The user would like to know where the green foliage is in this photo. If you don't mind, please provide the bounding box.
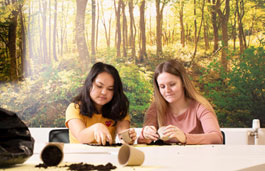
[115,63,153,127]
[0,56,154,127]
[200,45,265,127]
[0,60,85,127]
[1,0,264,128]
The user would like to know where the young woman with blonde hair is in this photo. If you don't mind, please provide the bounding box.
[138,59,223,144]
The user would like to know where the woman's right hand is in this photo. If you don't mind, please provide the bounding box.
[142,126,159,141]
[91,123,112,145]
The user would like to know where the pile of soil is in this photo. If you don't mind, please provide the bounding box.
[35,162,117,170]
[67,162,116,171]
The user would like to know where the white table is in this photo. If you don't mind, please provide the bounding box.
[3,143,265,171]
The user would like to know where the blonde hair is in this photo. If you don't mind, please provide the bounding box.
[153,60,216,127]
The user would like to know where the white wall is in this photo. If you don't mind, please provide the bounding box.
[29,127,265,145]
[29,128,53,143]
[221,128,265,145]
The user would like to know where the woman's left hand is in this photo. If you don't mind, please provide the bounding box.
[127,128,137,145]
[163,125,186,144]
[119,128,137,145]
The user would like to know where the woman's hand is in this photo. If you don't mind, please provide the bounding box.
[116,120,136,144]
[91,123,113,145]
[128,128,137,144]
[143,126,159,141]
[119,128,137,145]
[163,125,186,143]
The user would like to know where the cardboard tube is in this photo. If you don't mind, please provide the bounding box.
[119,129,132,144]
[118,144,145,166]
[40,143,64,166]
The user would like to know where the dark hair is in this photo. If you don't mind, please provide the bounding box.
[73,62,129,121]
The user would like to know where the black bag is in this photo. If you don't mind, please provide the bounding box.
[0,108,35,167]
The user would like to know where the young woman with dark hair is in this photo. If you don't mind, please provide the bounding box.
[138,59,223,145]
[65,62,136,145]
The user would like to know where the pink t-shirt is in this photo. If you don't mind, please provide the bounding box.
[139,100,223,144]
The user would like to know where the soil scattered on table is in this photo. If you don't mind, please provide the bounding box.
[35,162,117,170]
[66,162,116,171]
[148,139,172,145]
[147,139,185,146]
[35,163,49,169]
[87,142,122,146]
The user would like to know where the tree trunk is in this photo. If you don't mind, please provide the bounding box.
[114,0,122,57]
[91,0,96,63]
[192,0,205,62]
[8,11,19,81]
[76,0,89,69]
[179,0,185,47]
[232,2,237,51]
[185,23,190,42]
[209,0,219,52]
[121,0,127,57]
[41,0,49,64]
[193,0,197,46]
[19,4,26,80]
[139,0,146,63]
[155,0,163,56]
[53,0,58,61]
[217,0,230,72]
[128,0,136,58]
[236,0,246,54]
[203,19,209,50]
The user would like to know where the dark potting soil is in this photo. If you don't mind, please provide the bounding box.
[148,139,172,145]
[148,139,185,146]
[41,145,63,166]
[87,140,175,146]
[87,142,122,147]
[35,162,117,170]
[35,163,48,169]
[66,162,117,171]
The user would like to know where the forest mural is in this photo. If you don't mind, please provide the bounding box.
[0,0,264,128]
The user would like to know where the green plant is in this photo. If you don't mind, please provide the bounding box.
[200,45,265,127]
[116,63,153,127]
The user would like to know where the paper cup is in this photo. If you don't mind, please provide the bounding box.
[158,126,169,141]
[120,129,132,144]
[40,143,64,166]
[118,144,145,166]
